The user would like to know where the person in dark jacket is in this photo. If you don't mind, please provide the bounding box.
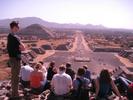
[7,21,25,98]
[73,68,90,100]
[47,61,57,81]
[65,63,75,80]
[83,65,91,80]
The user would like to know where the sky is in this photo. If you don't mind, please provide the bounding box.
[0,0,133,29]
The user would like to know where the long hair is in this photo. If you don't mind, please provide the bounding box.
[99,69,111,84]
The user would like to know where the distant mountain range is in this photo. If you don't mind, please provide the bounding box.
[0,17,105,29]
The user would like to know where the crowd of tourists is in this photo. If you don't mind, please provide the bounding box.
[19,61,133,100]
[7,21,133,100]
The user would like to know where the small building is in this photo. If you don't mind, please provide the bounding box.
[92,46,122,52]
[119,50,133,58]
[41,44,53,50]
[128,54,133,63]
[21,50,37,63]
[31,47,45,54]
[55,44,69,51]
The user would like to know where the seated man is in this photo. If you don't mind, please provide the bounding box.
[51,65,72,96]
[73,68,90,100]
[20,63,33,88]
[66,63,75,80]
[83,65,91,80]
[47,61,57,81]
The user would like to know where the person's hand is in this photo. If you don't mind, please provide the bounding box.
[119,96,128,100]
[119,97,122,100]
[19,43,25,51]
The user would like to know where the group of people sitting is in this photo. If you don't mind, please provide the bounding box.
[20,61,133,100]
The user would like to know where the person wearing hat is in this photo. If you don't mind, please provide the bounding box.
[83,65,91,80]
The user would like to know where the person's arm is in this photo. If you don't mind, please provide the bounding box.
[51,76,55,91]
[19,42,25,51]
[15,35,26,51]
[94,78,100,98]
[68,77,73,90]
[72,71,75,80]
[29,72,33,82]
[111,80,122,99]
[19,68,22,79]
[40,72,44,81]
[86,78,91,89]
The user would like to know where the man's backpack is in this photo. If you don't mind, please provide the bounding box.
[75,78,89,100]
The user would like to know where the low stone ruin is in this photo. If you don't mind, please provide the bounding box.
[119,50,133,58]
[41,45,53,50]
[55,44,69,51]
[91,46,122,52]
[21,50,37,64]
[128,54,133,63]
[74,57,91,62]
[31,47,45,54]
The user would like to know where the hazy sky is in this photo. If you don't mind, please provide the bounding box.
[0,0,133,29]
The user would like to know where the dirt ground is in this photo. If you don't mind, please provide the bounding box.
[0,54,11,80]
[0,38,73,80]
[115,54,133,68]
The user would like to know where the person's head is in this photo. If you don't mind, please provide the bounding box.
[99,69,111,84]
[59,65,66,72]
[34,63,42,71]
[39,61,44,65]
[23,63,27,66]
[10,21,19,33]
[83,65,88,70]
[21,61,27,66]
[49,61,55,68]
[66,63,71,69]
[77,68,85,76]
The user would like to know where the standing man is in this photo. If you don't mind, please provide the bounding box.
[7,21,25,98]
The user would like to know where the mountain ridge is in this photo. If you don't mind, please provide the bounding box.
[0,17,106,29]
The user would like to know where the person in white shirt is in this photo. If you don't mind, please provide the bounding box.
[39,61,47,79]
[51,65,72,95]
[20,63,33,88]
[38,61,50,90]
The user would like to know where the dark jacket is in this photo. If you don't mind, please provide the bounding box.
[7,33,21,59]
[66,68,75,80]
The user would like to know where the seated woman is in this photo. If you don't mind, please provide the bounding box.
[30,63,45,94]
[95,69,122,100]
[38,62,50,90]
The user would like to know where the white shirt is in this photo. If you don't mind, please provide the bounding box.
[20,65,34,81]
[41,66,47,78]
[51,71,72,95]
[41,66,47,85]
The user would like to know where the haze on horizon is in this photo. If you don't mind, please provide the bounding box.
[0,0,133,29]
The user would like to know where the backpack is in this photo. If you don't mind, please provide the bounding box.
[75,78,89,100]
